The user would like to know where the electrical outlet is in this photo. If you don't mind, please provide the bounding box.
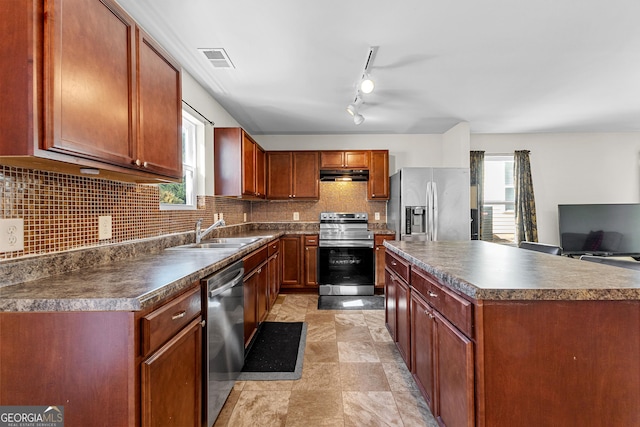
[219,212,224,221]
[98,216,112,240]
[243,213,247,222]
[0,218,24,252]
[293,212,300,221]
[213,213,219,222]
[375,212,380,220]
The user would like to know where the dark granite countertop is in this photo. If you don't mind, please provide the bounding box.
[384,240,640,301]
[0,231,282,312]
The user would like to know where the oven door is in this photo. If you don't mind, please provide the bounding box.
[318,242,375,296]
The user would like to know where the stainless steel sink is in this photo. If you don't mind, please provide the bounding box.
[167,236,269,251]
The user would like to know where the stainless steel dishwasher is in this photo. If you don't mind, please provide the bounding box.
[202,260,245,427]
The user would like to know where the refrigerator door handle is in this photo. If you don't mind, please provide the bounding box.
[426,181,433,241]
[432,181,438,241]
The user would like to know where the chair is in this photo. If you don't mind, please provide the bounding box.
[580,255,640,271]
[518,241,562,255]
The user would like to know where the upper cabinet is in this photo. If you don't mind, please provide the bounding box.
[214,127,266,199]
[368,150,389,200]
[0,0,182,182]
[320,151,369,169]
[266,151,319,200]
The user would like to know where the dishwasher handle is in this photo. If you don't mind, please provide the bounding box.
[208,268,244,298]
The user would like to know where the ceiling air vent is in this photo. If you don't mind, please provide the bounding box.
[199,48,235,69]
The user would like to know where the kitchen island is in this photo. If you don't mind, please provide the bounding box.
[384,240,640,427]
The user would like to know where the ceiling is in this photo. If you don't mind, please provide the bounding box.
[116,0,640,136]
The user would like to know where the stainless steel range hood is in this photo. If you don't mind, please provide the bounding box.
[319,169,369,182]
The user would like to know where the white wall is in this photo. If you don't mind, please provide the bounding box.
[182,71,240,196]
[472,132,640,245]
[255,134,444,174]
[442,122,471,168]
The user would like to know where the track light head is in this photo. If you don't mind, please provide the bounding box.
[360,73,375,94]
[353,113,365,125]
[346,96,363,116]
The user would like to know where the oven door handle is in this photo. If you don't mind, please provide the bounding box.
[319,241,374,248]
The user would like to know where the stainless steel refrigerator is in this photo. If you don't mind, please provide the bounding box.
[388,168,470,241]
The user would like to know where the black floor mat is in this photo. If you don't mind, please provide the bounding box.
[239,322,306,380]
[318,295,385,310]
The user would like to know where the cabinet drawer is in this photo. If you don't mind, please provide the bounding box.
[267,239,280,256]
[142,286,201,356]
[411,268,473,338]
[304,234,319,246]
[244,245,268,272]
[386,250,410,283]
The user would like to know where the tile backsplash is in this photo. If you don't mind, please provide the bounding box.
[0,165,387,260]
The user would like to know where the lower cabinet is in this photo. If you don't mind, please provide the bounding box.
[386,252,475,427]
[141,318,203,427]
[0,283,203,427]
[243,246,269,346]
[375,234,395,289]
[280,234,319,291]
[267,239,281,308]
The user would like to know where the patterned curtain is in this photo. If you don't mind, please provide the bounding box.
[514,150,538,243]
[469,151,484,240]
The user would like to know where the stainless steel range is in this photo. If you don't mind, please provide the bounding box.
[318,212,375,296]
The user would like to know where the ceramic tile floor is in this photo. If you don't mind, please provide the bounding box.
[213,294,439,427]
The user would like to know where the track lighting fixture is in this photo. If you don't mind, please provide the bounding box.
[345,46,378,125]
[360,72,375,94]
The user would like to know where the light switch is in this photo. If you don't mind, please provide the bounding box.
[0,218,24,252]
[375,212,380,220]
[98,216,112,240]
[293,212,300,221]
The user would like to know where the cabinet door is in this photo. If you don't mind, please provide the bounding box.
[256,144,266,198]
[434,311,475,427]
[136,27,182,178]
[368,150,389,200]
[256,263,269,323]
[292,151,319,199]
[384,267,397,340]
[243,272,259,346]
[395,276,411,367]
[242,132,256,196]
[141,318,202,427]
[266,151,292,199]
[280,235,302,287]
[375,235,394,288]
[344,151,369,168]
[411,293,436,411]
[268,252,280,308]
[304,245,318,287]
[45,0,137,167]
[320,151,344,168]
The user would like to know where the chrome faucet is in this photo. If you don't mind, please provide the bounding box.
[195,218,226,244]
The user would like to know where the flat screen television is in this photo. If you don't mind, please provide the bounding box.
[558,203,640,256]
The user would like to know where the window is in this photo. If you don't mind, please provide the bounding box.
[159,111,202,210]
[483,155,515,243]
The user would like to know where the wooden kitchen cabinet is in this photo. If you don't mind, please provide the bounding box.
[243,246,269,346]
[266,151,319,200]
[410,292,436,410]
[320,151,369,169]
[385,250,412,366]
[368,150,390,200]
[375,234,395,289]
[0,0,183,182]
[267,239,281,308]
[214,128,266,199]
[0,284,203,427]
[304,234,319,288]
[140,285,203,427]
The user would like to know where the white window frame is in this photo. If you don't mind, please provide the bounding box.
[159,110,204,210]
[483,154,516,242]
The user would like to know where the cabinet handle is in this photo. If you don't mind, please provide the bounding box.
[143,161,148,168]
[172,310,186,320]
[257,268,262,274]
[135,159,141,166]
[428,291,438,298]
[391,261,397,266]
[200,320,206,327]
[426,311,435,319]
